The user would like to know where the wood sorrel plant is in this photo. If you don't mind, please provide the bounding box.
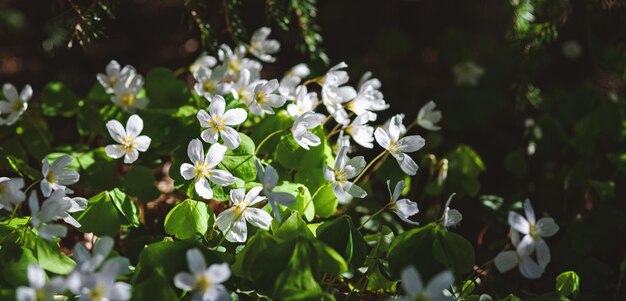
[0,27,575,301]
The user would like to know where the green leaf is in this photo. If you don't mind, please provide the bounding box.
[250,110,293,154]
[35,236,75,274]
[295,168,337,218]
[131,267,179,301]
[387,223,444,281]
[108,189,141,227]
[75,191,122,237]
[80,148,120,191]
[274,126,330,171]
[5,155,41,181]
[316,215,367,267]
[273,211,314,241]
[432,228,475,277]
[145,68,192,109]
[0,244,37,286]
[164,199,213,240]
[365,226,396,291]
[220,133,257,182]
[272,181,314,221]
[41,82,80,117]
[555,271,580,297]
[121,166,160,203]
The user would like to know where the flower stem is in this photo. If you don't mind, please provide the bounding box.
[254,128,287,154]
[354,150,388,184]
[303,182,331,214]
[357,202,392,230]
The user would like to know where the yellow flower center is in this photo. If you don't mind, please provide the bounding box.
[46,171,56,183]
[529,223,540,241]
[345,100,356,111]
[194,274,212,292]
[11,99,24,112]
[255,91,268,105]
[88,284,107,301]
[388,140,400,154]
[232,200,250,216]
[209,117,225,132]
[194,162,211,178]
[34,289,47,301]
[202,80,216,93]
[238,88,251,102]
[228,59,241,73]
[414,294,431,301]
[120,136,136,152]
[108,76,118,88]
[120,92,136,107]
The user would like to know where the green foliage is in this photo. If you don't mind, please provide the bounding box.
[164,199,214,240]
[555,271,580,298]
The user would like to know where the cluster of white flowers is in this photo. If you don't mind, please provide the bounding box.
[494,199,559,279]
[16,237,132,301]
[98,60,148,112]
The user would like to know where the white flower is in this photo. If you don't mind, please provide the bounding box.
[323,62,349,87]
[441,193,462,228]
[0,177,26,211]
[344,76,388,120]
[324,146,367,204]
[452,61,485,87]
[396,266,454,301]
[97,60,136,94]
[16,264,65,301]
[387,180,419,225]
[105,114,151,164]
[279,64,310,99]
[215,187,273,242]
[374,114,425,176]
[74,259,131,301]
[494,230,545,279]
[28,191,70,240]
[507,199,559,267]
[256,161,296,222]
[72,236,115,274]
[179,139,237,199]
[190,54,218,75]
[230,69,256,104]
[110,74,148,112]
[0,83,32,126]
[292,111,325,150]
[218,44,261,80]
[335,130,352,153]
[248,27,280,63]
[562,40,582,60]
[343,114,374,149]
[174,248,231,301]
[287,85,318,117]
[417,101,442,131]
[193,66,229,99]
[41,155,79,197]
[321,84,355,126]
[197,95,248,149]
[248,79,286,116]
[382,114,406,137]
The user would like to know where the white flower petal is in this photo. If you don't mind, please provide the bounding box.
[56,170,79,185]
[123,149,139,164]
[208,169,236,187]
[105,145,125,159]
[494,250,518,273]
[523,199,536,225]
[27,264,46,288]
[180,163,196,180]
[400,266,423,297]
[425,270,454,298]
[205,143,227,168]
[222,108,247,125]
[374,127,391,149]
[536,217,559,238]
[195,178,213,199]
[209,95,226,118]
[186,248,207,275]
[396,153,419,176]
[518,256,544,279]
[536,239,551,268]
[397,135,426,153]
[174,272,195,291]
[516,234,535,256]
[220,126,241,149]
[106,120,126,144]
[187,139,205,164]
[3,83,18,101]
[134,135,151,152]
[508,212,530,234]
[206,263,231,284]
[244,208,272,230]
[108,282,131,301]
[125,115,144,139]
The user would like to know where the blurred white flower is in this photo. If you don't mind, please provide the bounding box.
[292,111,325,150]
[197,95,248,149]
[375,114,425,176]
[387,180,419,225]
[494,230,545,279]
[287,85,318,117]
[28,191,70,240]
[216,187,273,242]
[193,66,229,99]
[279,64,310,99]
[256,161,296,222]
[180,139,237,199]
[452,61,485,87]
[508,199,559,268]
[230,69,256,104]
[74,259,131,301]
[41,155,79,197]
[16,264,65,301]
[343,114,375,149]
[562,40,582,60]
[218,44,261,80]
[97,60,136,94]
[417,101,442,131]
[0,83,32,126]
[110,74,148,112]
[105,114,151,164]
[397,266,454,301]
[174,248,231,301]
[0,177,26,211]
[190,54,218,75]
[324,146,367,204]
[248,27,280,63]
